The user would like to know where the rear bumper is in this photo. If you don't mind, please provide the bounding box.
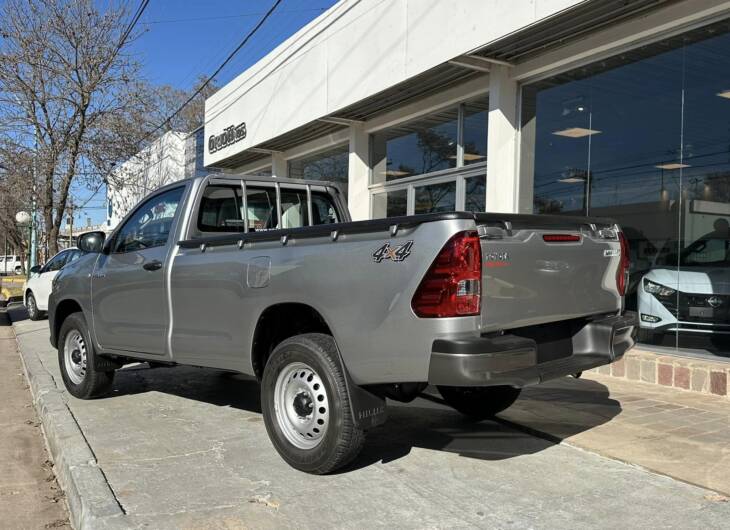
[428,312,637,387]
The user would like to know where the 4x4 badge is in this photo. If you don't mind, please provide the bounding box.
[372,241,413,263]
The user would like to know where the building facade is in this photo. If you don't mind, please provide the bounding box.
[106,131,188,229]
[204,0,730,359]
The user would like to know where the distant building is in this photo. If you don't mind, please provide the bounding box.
[106,130,201,229]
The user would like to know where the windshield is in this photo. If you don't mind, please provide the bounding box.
[657,237,730,267]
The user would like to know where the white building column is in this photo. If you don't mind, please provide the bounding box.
[486,65,531,213]
[271,152,287,178]
[347,123,370,221]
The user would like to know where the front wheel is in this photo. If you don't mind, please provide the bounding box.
[58,312,115,399]
[26,291,44,321]
[437,385,522,420]
[261,333,364,474]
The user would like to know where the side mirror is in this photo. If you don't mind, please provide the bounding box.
[78,231,106,253]
[29,265,42,275]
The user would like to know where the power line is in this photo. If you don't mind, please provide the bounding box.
[140,0,283,144]
[143,7,326,25]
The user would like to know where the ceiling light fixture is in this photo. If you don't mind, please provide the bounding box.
[558,177,587,184]
[552,127,602,138]
[716,90,730,99]
[655,163,690,170]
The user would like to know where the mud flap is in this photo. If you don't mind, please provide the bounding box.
[336,353,387,430]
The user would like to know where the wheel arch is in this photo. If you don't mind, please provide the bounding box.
[51,298,84,349]
[251,302,333,381]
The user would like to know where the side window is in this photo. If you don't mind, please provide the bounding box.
[67,250,83,264]
[197,185,245,232]
[114,187,184,253]
[245,187,277,231]
[311,192,339,225]
[44,251,69,272]
[278,190,308,229]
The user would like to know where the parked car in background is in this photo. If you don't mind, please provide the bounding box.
[638,226,730,342]
[24,247,83,320]
[0,255,24,275]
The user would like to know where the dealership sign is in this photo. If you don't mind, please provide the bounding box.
[208,123,247,154]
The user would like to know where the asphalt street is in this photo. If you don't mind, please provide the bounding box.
[10,309,730,529]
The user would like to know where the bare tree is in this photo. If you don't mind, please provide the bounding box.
[0,0,144,254]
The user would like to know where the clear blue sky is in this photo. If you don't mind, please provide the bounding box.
[77,0,338,226]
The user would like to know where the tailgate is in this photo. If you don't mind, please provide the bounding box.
[475,214,622,333]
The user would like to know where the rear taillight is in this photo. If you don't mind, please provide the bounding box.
[412,230,481,318]
[617,231,630,296]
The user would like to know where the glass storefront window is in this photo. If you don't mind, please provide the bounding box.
[372,189,407,218]
[521,20,730,359]
[465,175,486,212]
[415,181,456,214]
[288,145,349,194]
[371,108,458,184]
[462,101,488,166]
[370,96,488,217]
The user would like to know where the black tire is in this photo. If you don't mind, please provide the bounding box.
[58,312,115,399]
[14,266,22,275]
[261,333,364,474]
[25,291,45,321]
[437,385,522,420]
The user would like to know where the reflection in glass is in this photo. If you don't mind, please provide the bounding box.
[372,189,407,218]
[415,182,456,214]
[289,145,349,194]
[465,175,486,212]
[371,108,458,183]
[463,101,489,166]
[521,20,730,358]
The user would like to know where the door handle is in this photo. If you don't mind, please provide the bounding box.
[142,260,163,272]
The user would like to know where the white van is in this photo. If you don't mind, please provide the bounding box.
[0,255,24,275]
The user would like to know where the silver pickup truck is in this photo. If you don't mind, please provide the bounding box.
[49,174,636,474]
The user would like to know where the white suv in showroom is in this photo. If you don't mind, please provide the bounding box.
[638,226,730,342]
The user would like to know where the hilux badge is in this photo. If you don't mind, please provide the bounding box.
[372,241,413,263]
[604,249,620,257]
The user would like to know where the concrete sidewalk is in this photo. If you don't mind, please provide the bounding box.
[10,308,730,529]
[0,309,69,528]
[503,372,730,496]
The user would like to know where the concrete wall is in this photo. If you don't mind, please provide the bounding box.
[204,0,582,167]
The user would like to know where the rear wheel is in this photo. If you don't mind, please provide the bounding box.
[261,333,364,474]
[58,312,115,399]
[437,385,521,420]
[26,291,44,321]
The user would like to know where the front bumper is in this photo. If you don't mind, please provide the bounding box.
[428,312,637,387]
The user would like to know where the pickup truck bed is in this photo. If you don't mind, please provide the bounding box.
[49,174,636,474]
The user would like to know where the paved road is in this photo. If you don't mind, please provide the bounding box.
[11,310,730,529]
[0,309,69,528]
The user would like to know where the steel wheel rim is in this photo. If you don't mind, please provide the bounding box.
[64,329,87,385]
[274,361,329,450]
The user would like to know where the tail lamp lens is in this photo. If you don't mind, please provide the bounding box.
[412,231,482,318]
[617,231,630,296]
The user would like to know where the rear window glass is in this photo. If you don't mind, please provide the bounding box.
[199,183,340,232]
[197,185,245,232]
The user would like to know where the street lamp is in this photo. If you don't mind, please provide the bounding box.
[15,210,32,278]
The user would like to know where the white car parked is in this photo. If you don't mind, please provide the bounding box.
[0,255,24,275]
[638,232,730,341]
[24,247,83,320]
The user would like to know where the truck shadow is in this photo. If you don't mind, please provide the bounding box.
[346,378,620,471]
[109,364,620,471]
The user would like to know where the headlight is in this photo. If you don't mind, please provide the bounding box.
[643,278,676,297]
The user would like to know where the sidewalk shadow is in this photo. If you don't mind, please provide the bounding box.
[108,363,620,471]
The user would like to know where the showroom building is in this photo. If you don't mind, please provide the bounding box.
[204,0,730,359]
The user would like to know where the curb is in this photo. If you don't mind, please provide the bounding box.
[8,308,126,530]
